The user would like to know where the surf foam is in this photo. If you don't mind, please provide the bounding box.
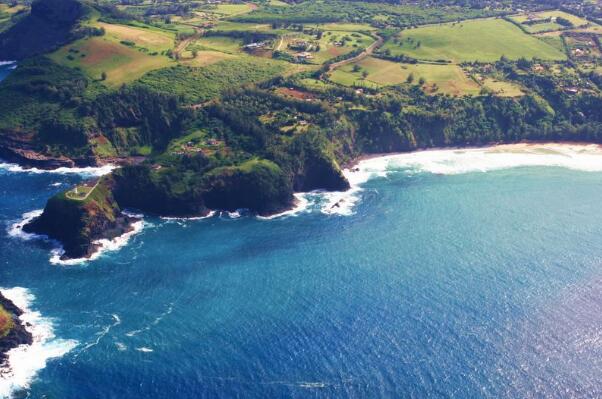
[8,210,145,266]
[302,143,602,217]
[0,162,115,177]
[0,287,78,398]
[49,219,145,266]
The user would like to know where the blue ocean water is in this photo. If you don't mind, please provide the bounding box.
[1,156,602,398]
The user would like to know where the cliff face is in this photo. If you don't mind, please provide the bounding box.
[23,178,133,259]
[203,159,294,216]
[0,293,33,365]
[112,165,208,217]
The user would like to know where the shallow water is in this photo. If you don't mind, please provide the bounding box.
[2,147,602,398]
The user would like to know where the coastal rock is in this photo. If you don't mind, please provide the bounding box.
[23,177,135,259]
[0,293,33,366]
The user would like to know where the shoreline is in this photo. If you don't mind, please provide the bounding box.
[0,288,77,398]
[8,210,145,265]
[8,140,602,261]
[343,140,602,169]
[0,292,33,366]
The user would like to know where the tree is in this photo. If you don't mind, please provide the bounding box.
[362,71,369,79]
[101,71,107,81]
[406,73,414,83]
[191,49,198,58]
[418,77,426,85]
[352,64,362,73]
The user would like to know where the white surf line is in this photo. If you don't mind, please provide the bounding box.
[7,210,145,266]
[0,161,116,176]
[0,287,78,398]
[291,143,602,217]
[125,303,175,338]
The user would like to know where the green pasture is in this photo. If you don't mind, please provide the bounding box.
[381,18,566,63]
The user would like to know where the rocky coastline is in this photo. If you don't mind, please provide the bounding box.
[0,292,33,366]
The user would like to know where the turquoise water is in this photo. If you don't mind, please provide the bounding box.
[1,157,602,398]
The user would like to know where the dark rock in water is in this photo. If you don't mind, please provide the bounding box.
[0,293,33,366]
[23,177,137,260]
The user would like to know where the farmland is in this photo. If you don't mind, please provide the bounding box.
[510,10,591,33]
[329,56,481,95]
[380,18,567,63]
[49,36,172,86]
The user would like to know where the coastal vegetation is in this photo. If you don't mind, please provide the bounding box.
[0,0,600,258]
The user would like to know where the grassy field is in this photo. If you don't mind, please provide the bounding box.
[534,34,566,52]
[181,50,235,67]
[330,57,481,95]
[308,23,377,32]
[381,18,566,63]
[49,37,172,86]
[280,30,373,64]
[213,21,273,32]
[510,10,590,33]
[481,78,524,97]
[190,36,245,54]
[137,57,286,104]
[98,22,174,53]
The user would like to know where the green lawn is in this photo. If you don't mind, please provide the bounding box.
[381,18,566,63]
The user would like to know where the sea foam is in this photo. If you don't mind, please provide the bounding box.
[0,162,115,177]
[49,219,145,266]
[299,143,602,217]
[0,287,78,398]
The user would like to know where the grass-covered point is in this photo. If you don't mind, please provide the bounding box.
[23,177,132,259]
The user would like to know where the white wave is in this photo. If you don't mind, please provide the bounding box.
[135,347,153,353]
[7,210,44,241]
[50,219,145,266]
[294,143,602,217]
[352,143,602,177]
[0,287,78,398]
[0,61,16,66]
[257,193,310,220]
[74,314,121,357]
[115,342,127,351]
[220,210,244,219]
[125,303,173,337]
[0,162,115,177]
[160,210,216,222]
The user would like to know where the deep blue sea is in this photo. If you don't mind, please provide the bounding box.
[1,65,602,398]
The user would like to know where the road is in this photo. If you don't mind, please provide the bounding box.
[327,34,384,72]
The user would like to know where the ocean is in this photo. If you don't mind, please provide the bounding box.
[1,143,602,398]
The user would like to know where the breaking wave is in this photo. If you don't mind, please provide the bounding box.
[0,287,78,398]
[7,211,145,266]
